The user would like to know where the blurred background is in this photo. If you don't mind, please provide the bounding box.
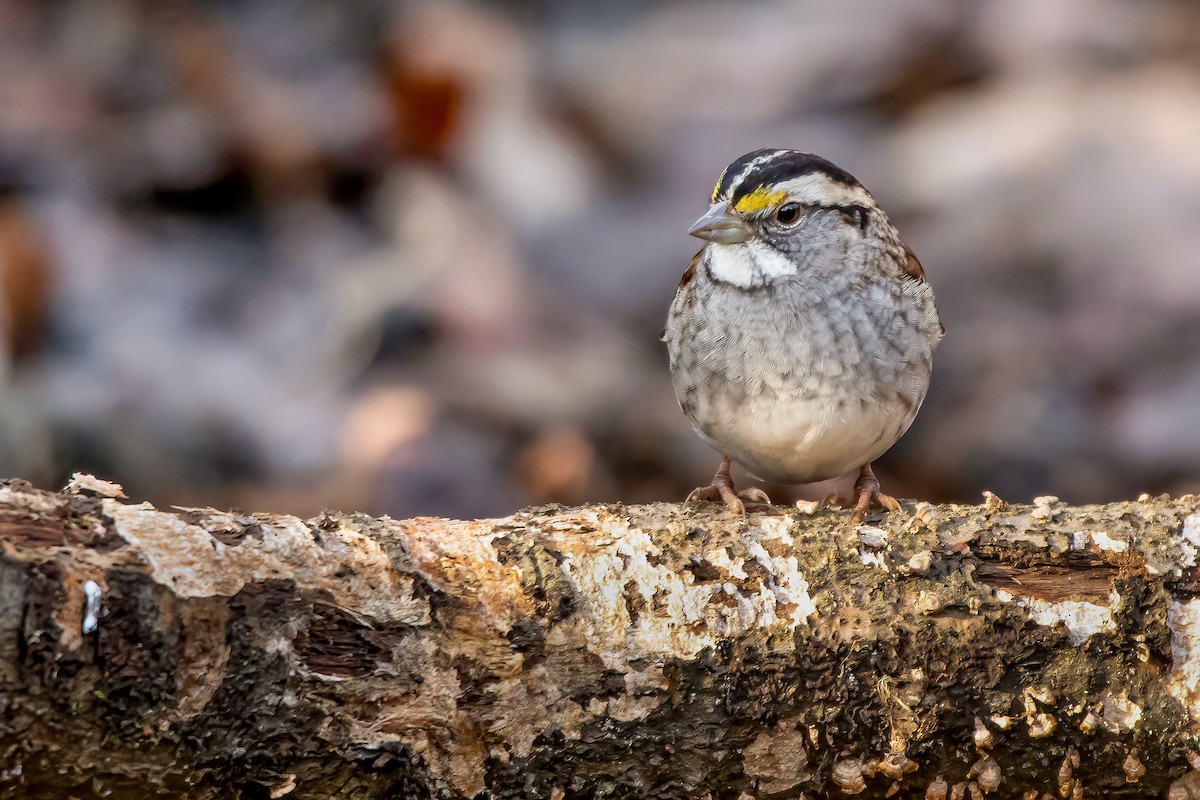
[0,0,1198,520]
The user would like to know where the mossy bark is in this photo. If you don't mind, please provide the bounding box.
[1,477,1199,799]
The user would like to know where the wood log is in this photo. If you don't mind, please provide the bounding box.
[1,475,1199,799]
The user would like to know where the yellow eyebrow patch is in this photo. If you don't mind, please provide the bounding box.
[733,187,787,214]
[711,168,729,203]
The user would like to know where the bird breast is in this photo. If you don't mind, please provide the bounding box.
[666,262,936,484]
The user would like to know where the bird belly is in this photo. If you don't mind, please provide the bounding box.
[693,389,917,485]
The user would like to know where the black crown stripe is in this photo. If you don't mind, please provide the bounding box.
[717,150,863,205]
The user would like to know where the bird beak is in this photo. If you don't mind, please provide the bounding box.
[688,201,750,244]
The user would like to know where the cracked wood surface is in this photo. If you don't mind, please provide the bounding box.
[1,477,1200,799]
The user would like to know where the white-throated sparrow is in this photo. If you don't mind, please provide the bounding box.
[663,149,943,522]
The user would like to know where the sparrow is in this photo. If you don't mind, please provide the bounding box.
[662,149,942,522]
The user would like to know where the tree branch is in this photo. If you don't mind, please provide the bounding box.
[1,476,1199,798]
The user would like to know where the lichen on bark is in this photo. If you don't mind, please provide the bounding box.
[0,477,1198,798]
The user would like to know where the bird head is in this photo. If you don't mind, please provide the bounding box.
[690,149,881,287]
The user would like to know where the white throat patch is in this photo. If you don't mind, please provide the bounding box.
[706,241,797,288]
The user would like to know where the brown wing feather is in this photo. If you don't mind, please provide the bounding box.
[679,248,704,288]
[901,243,926,282]
[901,242,946,335]
[661,249,705,343]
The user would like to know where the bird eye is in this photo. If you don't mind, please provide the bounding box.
[775,203,801,225]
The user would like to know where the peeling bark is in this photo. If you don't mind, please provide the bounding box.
[1,477,1199,799]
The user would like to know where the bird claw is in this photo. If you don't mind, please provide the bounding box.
[822,464,902,524]
[687,482,744,516]
[687,483,770,517]
[738,487,772,505]
[848,489,901,525]
[686,457,771,517]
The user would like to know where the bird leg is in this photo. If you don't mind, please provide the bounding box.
[823,462,902,524]
[687,455,771,516]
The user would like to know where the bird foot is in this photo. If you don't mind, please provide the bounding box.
[822,464,902,524]
[687,457,770,516]
[687,482,771,517]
